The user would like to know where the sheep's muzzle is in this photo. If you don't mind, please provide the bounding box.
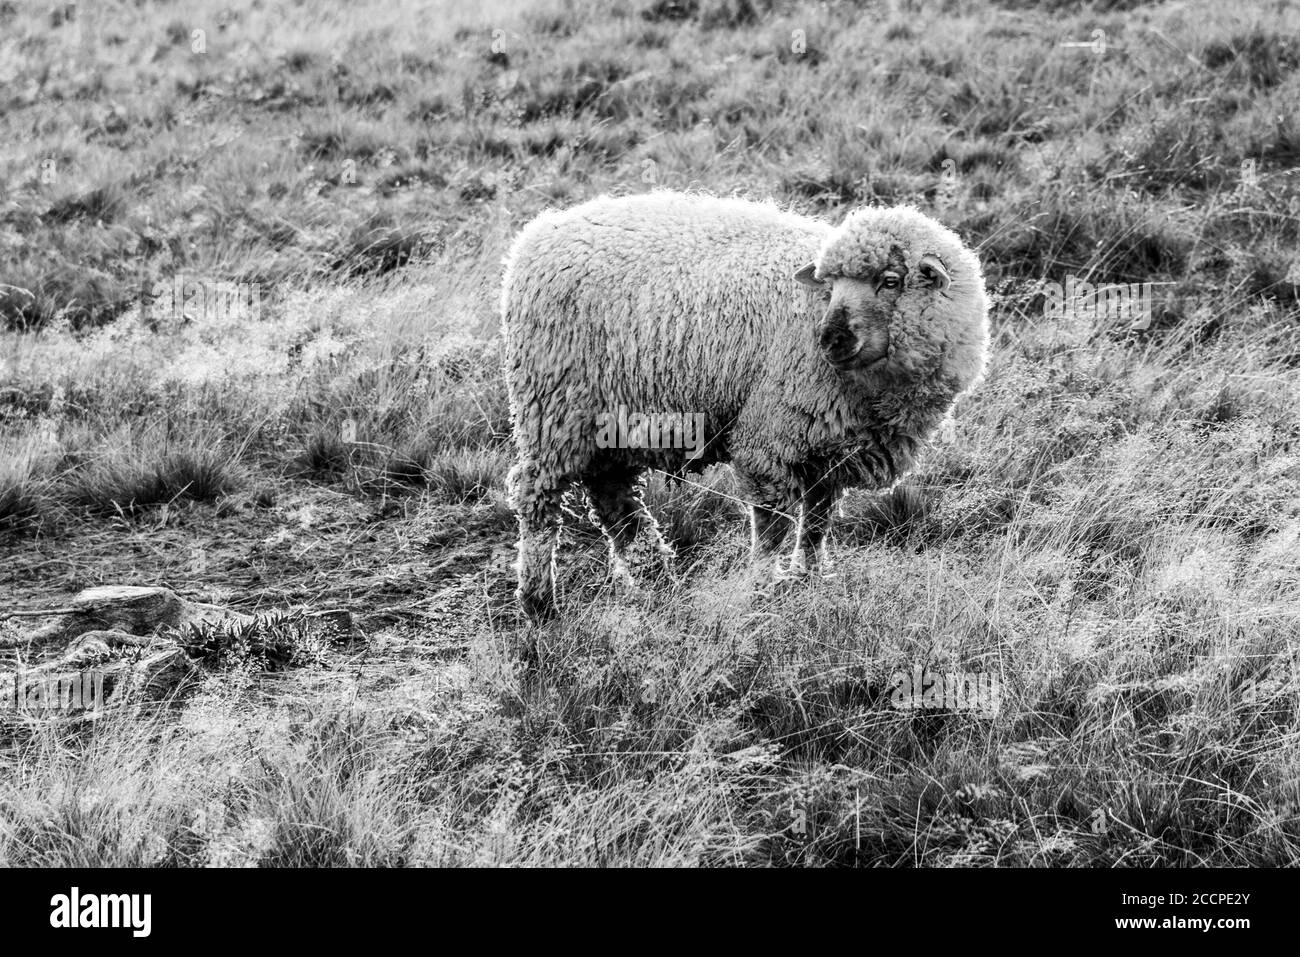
[818,309,888,370]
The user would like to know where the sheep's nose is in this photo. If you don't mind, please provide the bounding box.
[818,313,858,367]
[819,308,851,349]
[819,323,846,351]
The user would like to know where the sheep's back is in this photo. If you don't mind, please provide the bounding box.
[502,193,829,421]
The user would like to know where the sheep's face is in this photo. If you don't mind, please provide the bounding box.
[795,251,950,373]
[812,275,896,371]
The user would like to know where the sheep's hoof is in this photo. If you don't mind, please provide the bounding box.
[635,538,678,575]
[774,555,810,582]
[754,556,809,599]
[518,588,557,624]
[615,538,679,591]
[644,558,680,587]
[797,552,837,582]
[759,577,803,600]
[610,559,650,601]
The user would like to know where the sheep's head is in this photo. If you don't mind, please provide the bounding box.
[794,206,989,404]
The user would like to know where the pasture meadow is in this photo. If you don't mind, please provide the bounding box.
[2,0,1300,865]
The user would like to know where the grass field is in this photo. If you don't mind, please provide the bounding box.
[3,0,1300,865]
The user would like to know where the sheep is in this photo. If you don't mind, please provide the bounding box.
[501,190,989,619]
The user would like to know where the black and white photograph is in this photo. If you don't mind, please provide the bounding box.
[0,0,1294,917]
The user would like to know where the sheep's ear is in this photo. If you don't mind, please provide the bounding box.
[918,254,950,293]
[794,262,824,288]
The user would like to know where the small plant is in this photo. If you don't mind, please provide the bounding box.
[171,612,333,670]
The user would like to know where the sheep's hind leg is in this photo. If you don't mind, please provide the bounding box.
[509,459,567,622]
[584,465,675,592]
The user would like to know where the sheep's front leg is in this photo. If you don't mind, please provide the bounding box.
[798,485,838,573]
[737,467,801,581]
[752,500,811,584]
[750,502,794,557]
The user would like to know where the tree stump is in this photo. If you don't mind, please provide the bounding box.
[3,646,197,714]
[21,585,251,648]
[2,585,355,719]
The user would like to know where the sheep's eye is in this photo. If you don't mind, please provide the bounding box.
[880,273,902,290]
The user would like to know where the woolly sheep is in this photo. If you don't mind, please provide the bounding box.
[501,190,989,619]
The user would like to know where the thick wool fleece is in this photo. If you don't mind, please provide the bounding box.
[501,190,989,615]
